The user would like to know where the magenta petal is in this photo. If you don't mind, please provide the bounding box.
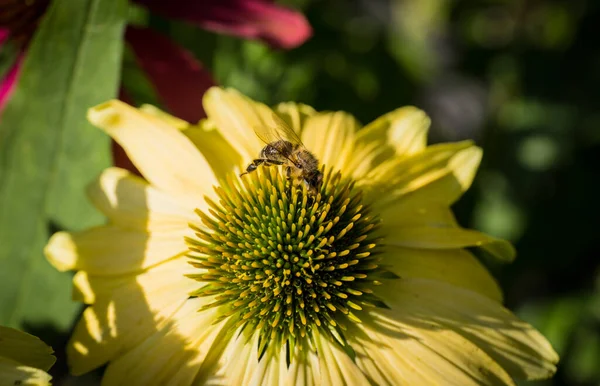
[0,27,21,113]
[0,54,24,114]
[125,26,215,123]
[135,0,312,49]
[0,28,9,45]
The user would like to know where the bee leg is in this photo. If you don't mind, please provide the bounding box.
[262,160,286,171]
[240,159,284,177]
[285,166,292,180]
[240,159,265,176]
[303,179,316,195]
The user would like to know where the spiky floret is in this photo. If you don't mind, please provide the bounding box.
[186,167,390,352]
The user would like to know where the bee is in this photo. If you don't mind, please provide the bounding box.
[240,113,323,194]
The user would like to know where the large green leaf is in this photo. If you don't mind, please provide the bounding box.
[0,0,127,329]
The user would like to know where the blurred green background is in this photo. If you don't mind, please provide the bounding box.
[1,0,599,385]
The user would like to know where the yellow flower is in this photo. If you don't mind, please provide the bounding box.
[0,326,55,386]
[45,87,558,385]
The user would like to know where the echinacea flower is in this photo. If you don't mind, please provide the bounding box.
[45,87,558,385]
[0,326,55,386]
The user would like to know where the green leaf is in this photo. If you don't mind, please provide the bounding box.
[0,39,20,79]
[0,0,127,329]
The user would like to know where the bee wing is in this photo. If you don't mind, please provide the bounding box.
[253,112,305,147]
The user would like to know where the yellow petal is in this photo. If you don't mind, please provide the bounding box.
[301,112,360,175]
[362,141,476,204]
[71,271,108,304]
[67,257,197,375]
[381,203,458,228]
[87,167,200,232]
[196,327,259,385]
[0,327,55,371]
[281,342,319,386]
[383,247,503,302]
[387,226,516,262]
[198,330,295,385]
[312,331,369,385]
[378,278,559,381]
[182,119,242,180]
[346,139,383,180]
[87,100,217,203]
[0,357,52,386]
[351,312,515,385]
[273,102,316,135]
[138,104,189,130]
[101,298,226,386]
[349,107,430,182]
[45,226,192,274]
[199,329,368,386]
[386,145,482,209]
[381,141,474,189]
[213,332,367,386]
[358,106,430,158]
[203,87,272,161]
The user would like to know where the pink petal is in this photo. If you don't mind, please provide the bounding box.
[135,0,312,49]
[125,26,215,123]
[0,28,9,45]
[0,28,21,113]
[0,53,24,114]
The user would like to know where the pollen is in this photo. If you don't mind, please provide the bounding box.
[187,167,389,350]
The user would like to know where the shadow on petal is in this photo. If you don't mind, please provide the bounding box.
[364,278,558,382]
[47,174,221,385]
